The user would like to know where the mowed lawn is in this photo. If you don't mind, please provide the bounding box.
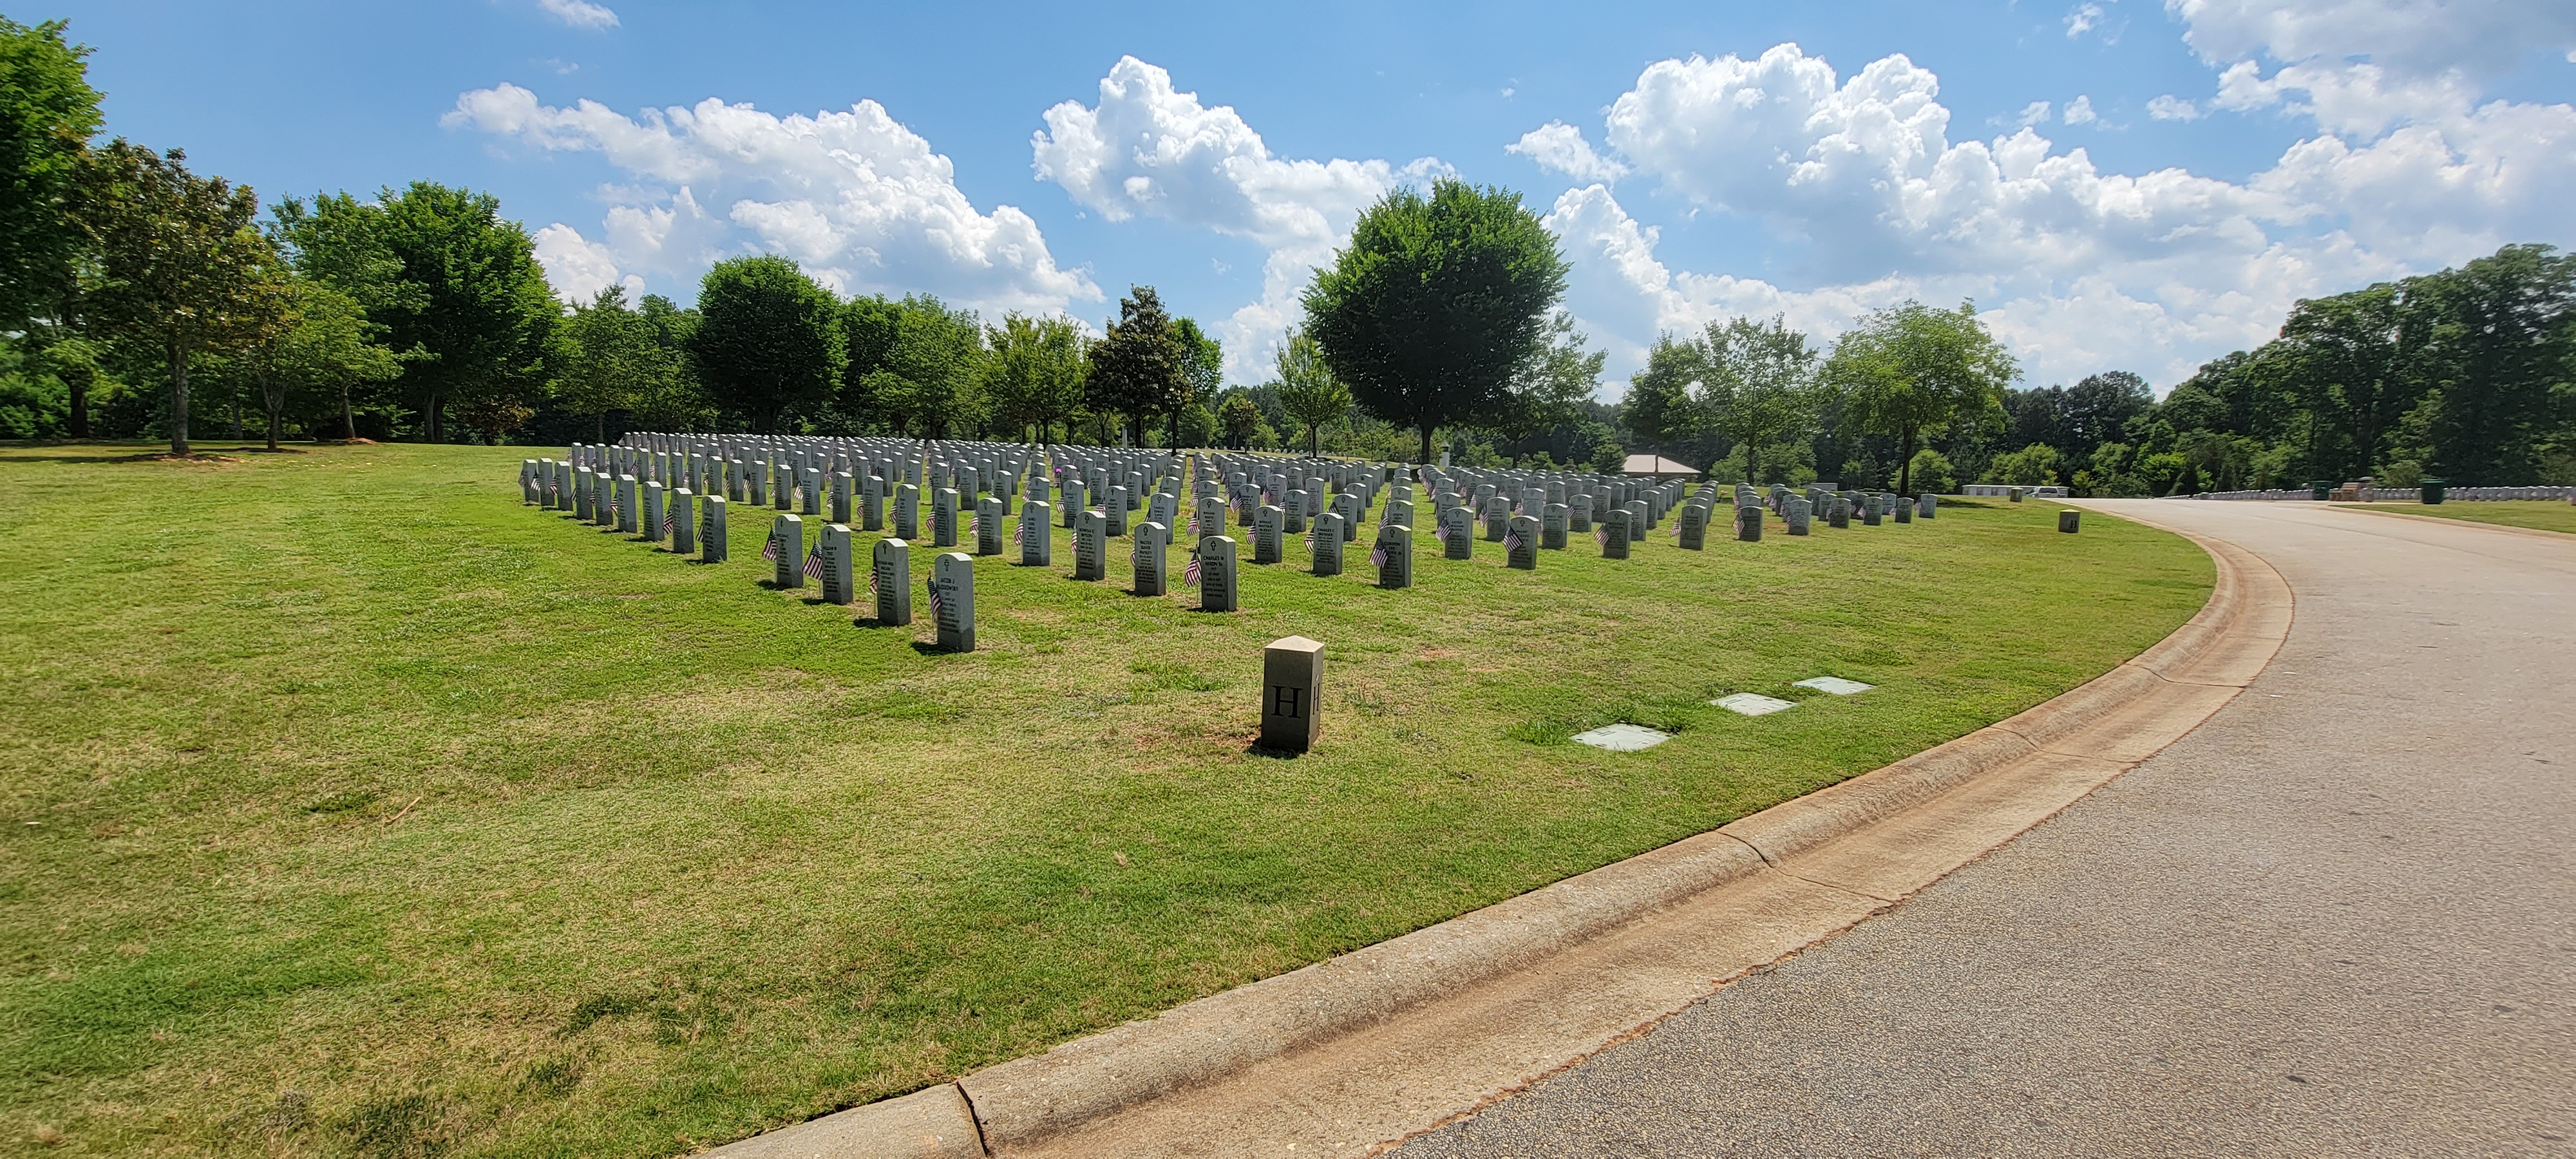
[2347,498,2576,536]
[0,442,2211,1158]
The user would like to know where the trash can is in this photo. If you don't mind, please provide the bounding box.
[2309,480,2332,501]
[2420,478,2446,505]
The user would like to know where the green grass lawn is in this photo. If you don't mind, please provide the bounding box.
[0,443,2210,1158]
[2346,498,2576,536]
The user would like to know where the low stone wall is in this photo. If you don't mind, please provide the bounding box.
[2182,485,2576,502]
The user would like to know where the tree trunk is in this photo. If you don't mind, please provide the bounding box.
[66,364,90,438]
[1897,426,1918,496]
[1417,424,1434,466]
[426,390,443,443]
[340,382,356,440]
[596,413,606,444]
[168,336,190,456]
[263,377,282,451]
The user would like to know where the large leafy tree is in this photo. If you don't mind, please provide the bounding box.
[2397,244,2573,483]
[77,141,269,455]
[1620,334,1700,451]
[1302,178,1568,463]
[690,254,844,434]
[1170,316,1223,448]
[1824,300,2018,495]
[1502,311,1605,438]
[267,192,418,438]
[236,272,401,449]
[887,295,983,439]
[1697,315,1822,484]
[0,17,100,337]
[981,311,1088,442]
[365,183,556,443]
[558,286,697,441]
[1088,285,1184,446]
[1272,328,1350,457]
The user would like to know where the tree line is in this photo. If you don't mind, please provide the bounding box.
[1613,243,2575,493]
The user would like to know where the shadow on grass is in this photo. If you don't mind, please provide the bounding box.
[1242,741,1304,760]
[907,641,967,656]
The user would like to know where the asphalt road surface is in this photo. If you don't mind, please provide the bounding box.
[1397,500,2575,1158]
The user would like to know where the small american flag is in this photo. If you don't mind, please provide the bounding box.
[802,540,824,580]
[927,581,945,622]
[868,568,880,601]
[1302,530,1314,548]
[1186,514,1200,536]
[1182,554,1202,587]
[610,495,622,521]
[1369,543,1388,569]
[1595,526,1609,547]
[1505,530,1523,554]
[1431,520,1448,543]
[762,531,782,561]
[663,509,674,535]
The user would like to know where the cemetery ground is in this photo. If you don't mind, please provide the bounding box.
[2349,498,2576,536]
[0,442,2210,1159]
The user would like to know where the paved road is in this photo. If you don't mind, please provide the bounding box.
[1399,502,2575,1158]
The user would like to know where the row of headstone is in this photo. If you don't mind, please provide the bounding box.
[527,444,1960,652]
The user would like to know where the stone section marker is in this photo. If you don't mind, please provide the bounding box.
[1260,636,1324,753]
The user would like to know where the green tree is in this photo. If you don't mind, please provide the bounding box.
[1088,286,1184,446]
[1216,389,1261,449]
[365,183,557,443]
[560,286,695,442]
[1824,300,2018,495]
[982,311,1088,442]
[690,255,845,434]
[0,17,100,334]
[1620,334,1701,451]
[1504,311,1606,438]
[1907,448,1958,493]
[1273,328,1352,457]
[1170,316,1222,447]
[1303,178,1569,463]
[1697,315,1821,483]
[1984,443,2063,486]
[78,141,270,455]
[2398,244,2573,483]
[885,295,983,438]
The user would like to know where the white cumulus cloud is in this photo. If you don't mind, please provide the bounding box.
[2065,3,2107,38]
[1530,29,2571,391]
[536,0,619,31]
[446,82,1096,315]
[1508,121,1629,182]
[1032,55,1442,380]
[2147,94,2204,120]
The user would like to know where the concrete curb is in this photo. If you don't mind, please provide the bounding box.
[702,509,2286,1158]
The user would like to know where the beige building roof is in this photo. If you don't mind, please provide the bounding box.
[1622,453,1701,477]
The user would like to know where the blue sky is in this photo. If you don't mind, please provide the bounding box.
[46,0,2576,393]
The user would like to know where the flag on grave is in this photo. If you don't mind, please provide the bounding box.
[968,513,980,538]
[1505,530,1523,554]
[927,581,945,622]
[1182,554,1202,587]
[761,531,781,561]
[803,538,824,580]
[1595,526,1609,547]
[868,568,879,601]
[1369,543,1388,569]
